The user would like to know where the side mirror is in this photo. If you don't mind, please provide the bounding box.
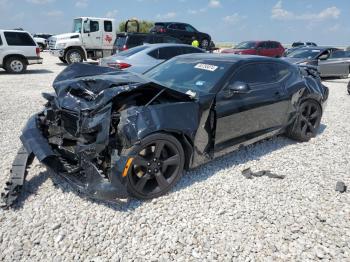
[83,20,90,33]
[225,81,251,98]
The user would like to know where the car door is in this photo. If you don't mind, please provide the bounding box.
[319,50,350,77]
[82,19,102,49]
[256,42,269,56]
[214,62,290,151]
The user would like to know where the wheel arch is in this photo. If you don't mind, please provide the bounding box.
[3,54,28,65]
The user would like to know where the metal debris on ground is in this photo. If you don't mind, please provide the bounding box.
[335,181,347,193]
[241,168,285,180]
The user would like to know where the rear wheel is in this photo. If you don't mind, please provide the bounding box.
[123,133,185,199]
[286,100,322,142]
[5,57,27,74]
[65,49,84,64]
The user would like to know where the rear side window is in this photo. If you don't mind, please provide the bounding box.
[0,35,2,45]
[115,36,127,47]
[233,63,277,86]
[104,21,112,32]
[158,46,182,60]
[4,32,36,46]
[118,45,149,57]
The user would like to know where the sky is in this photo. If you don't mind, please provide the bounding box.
[0,0,349,45]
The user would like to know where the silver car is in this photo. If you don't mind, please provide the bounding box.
[99,43,204,74]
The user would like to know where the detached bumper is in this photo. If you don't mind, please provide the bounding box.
[20,114,130,200]
[50,49,64,58]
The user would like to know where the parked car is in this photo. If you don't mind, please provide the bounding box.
[100,43,204,74]
[0,30,42,73]
[150,22,211,49]
[347,80,350,95]
[284,42,318,57]
[33,33,53,40]
[113,32,183,54]
[282,47,349,78]
[292,42,317,48]
[33,33,53,51]
[11,54,328,206]
[221,41,285,58]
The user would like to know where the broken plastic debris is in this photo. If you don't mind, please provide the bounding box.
[335,181,347,193]
[241,168,285,180]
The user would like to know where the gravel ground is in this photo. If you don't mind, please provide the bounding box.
[0,53,349,261]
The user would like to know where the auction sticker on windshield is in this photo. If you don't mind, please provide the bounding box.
[195,63,218,72]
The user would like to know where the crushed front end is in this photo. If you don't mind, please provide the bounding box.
[1,63,199,208]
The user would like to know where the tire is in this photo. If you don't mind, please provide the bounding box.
[59,57,68,64]
[286,99,322,142]
[201,39,209,50]
[4,57,27,74]
[122,133,185,199]
[65,49,84,64]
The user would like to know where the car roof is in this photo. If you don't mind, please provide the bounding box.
[0,29,30,33]
[176,53,289,64]
[142,43,200,49]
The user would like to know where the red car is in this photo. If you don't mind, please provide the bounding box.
[222,41,285,58]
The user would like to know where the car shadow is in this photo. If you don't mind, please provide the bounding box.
[10,126,327,212]
[0,69,54,75]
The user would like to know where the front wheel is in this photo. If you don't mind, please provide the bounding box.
[286,100,322,142]
[123,133,185,199]
[65,49,84,64]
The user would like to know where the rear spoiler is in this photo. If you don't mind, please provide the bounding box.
[298,65,320,79]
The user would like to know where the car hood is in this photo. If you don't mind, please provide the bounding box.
[52,33,80,41]
[50,63,195,112]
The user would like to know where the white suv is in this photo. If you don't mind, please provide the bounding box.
[0,30,43,73]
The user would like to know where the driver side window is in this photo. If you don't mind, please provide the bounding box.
[230,63,277,89]
[90,21,99,33]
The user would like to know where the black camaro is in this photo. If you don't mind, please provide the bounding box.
[1,54,328,207]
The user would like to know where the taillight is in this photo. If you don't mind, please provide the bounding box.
[107,62,131,70]
[36,47,40,56]
[121,45,128,51]
[117,62,131,69]
[158,28,166,33]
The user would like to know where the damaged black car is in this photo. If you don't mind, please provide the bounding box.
[1,54,329,207]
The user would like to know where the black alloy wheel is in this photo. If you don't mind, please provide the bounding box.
[125,133,184,199]
[287,100,322,142]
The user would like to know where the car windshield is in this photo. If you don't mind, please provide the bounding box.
[144,58,231,93]
[287,49,321,59]
[235,41,256,49]
[72,19,82,33]
[116,45,150,57]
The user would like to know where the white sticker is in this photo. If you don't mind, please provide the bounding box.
[194,63,218,72]
[186,90,197,98]
[195,81,205,86]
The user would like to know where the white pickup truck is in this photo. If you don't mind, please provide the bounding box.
[0,30,43,73]
[49,17,117,64]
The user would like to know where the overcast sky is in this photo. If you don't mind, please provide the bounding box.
[0,0,349,45]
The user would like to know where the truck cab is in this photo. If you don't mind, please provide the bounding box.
[49,17,116,64]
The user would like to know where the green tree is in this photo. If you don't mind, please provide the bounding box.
[119,20,154,33]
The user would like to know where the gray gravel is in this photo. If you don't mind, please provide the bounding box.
[0,53,350,261]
